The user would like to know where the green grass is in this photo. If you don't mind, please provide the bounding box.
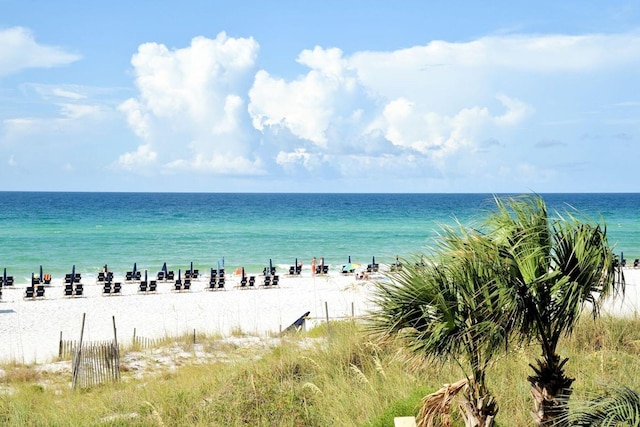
[1,316,640,426]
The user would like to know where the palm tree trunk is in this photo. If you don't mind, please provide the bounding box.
[528,355,574,426]
[459,395,497,427]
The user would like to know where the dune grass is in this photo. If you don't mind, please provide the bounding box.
[0,315,639,426]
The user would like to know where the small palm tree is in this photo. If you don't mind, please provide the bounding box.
[484,196,624,426]
[571,386,640,426]
[369,223,512,426]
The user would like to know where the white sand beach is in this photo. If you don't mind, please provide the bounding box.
[0,269,380,363]
[0,267,638,364]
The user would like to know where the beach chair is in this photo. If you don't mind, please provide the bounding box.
[263,276,271,287]
[295,265,302,275]
[192,269,199,279]
[135,271,141,281]
[74,283,84,297]
[43,273,51,284]
[183,279,191,291]
[74,273,81,283]
[64,284,73,296]
[97,272,106,283]
[148,281,156,292]
[634,259,639,268]
[25,286,35,299]
[139,281,147,293]
[125,272,133,281]
[103,282,112,295]
[185,271,192,280]
[106,272,114,282]
[272,275,279,286]
[217,277,225,289]
[36,285,45,298]
[240,276,247,287]
[31,275,40,286]
[174,280,182,291]
[167,271,175,281]
[288,266,295,275]
[113,282,122,294]
[157,271,165,281]
[248,276,255,287]
[5,275,14,286]
[64,274,72,284]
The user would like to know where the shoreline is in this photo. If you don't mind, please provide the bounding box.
[0,267,638,365]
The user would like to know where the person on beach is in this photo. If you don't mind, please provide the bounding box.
[311,257,317,276]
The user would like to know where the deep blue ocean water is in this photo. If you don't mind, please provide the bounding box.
[0,192,638,282]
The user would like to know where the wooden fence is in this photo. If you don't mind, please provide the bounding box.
[71,340,120,389]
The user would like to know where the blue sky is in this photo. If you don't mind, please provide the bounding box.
[1,1,639,193]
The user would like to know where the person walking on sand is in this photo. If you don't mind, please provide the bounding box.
[311,257,317,276]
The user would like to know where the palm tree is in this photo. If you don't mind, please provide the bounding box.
[484,196,624,426]
[369,223,512,426]
[571,386,640,425]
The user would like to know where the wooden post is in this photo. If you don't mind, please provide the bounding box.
[58,331,63,359]
[72,313,86,389]
[112,316,120,381]
[133,328,137,346]
[325,301,330,337]
[193,328,196,344]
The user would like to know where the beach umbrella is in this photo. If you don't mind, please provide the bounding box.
[178,269,181,281]
[39,265,43,280]
[348,256,351,263]
[342,262,361,273]
[31,272,35,285]
[162,262,167,274]
[217,261,220,276]
[190,261,193,274]
[71,265,75,282]
[3,267,6,284]
[269,258,273,272]
[242,267,245,280]
[144,270,148,283]
[133,262,137,276]
[372,256,376,265]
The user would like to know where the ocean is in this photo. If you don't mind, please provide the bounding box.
[0,192,638,282]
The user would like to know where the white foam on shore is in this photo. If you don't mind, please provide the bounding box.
[0,268,638,364]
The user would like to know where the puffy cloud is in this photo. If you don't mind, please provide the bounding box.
[0,27,80,77]
[117,32,261,173]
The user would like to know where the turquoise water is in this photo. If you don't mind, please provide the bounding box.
[0,192,638,282]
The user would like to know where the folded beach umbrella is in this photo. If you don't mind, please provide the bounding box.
[190,261,193,274]
[39,265,43,281]
[242,267,245,280]
[162,262,167,274]
[372,256,376,265]
[144,270,148,283]
[269,258,273,272]
[217,261,220,276]
[348,256,351,263]
[71,265,75,281]
[178,269,181,281]
[133,262,137,276]
[3,267,6,284]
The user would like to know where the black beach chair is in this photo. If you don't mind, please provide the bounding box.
[25,286,35,299]
[36,285,45,298]
[248,276,255,287]
[113,282,122,294]
[217,277,225,289]
[97,272,106,283]
[74,283,83,297]
[103,282,112,295]
[240,276,247,288]
[263,276,271,287]
[148,281,156,292]
[64,284,73,296]
[183,279,191,290]
[271,275,279,286]
[139,281,147,293]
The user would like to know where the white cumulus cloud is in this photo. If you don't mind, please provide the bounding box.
[117,32,261,173]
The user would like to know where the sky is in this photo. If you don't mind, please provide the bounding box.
[1,1,639,193]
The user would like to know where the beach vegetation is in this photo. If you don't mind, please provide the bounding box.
[368,195,625,426]
[0,316,639,425]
